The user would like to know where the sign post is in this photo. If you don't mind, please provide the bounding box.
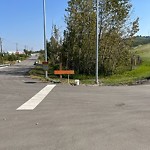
[42,61,49,72]
[54,70,75,83]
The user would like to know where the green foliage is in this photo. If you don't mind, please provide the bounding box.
[132,36,150,47]
[29,66,45,76]
[98,0,139,75]
[102,65,150,85]
[102,43,150,85]
[63,0,139,76]
[64,0,96,74]
[0,52,28,64]
[23,49,32,56]
[38,50,45,62]
[38,0,140,82]
[29,43,150,85]
[47,25,63,69]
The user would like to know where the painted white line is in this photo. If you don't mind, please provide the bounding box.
[17,84,56,110]
[0,66,8,69]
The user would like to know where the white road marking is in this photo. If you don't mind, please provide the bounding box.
[16,84,56,110]
[0,66,8,69]
[140,84,150,87]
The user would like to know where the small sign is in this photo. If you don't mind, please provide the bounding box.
[54,70,74,75]
[42,62,49,71]
[42,61,48,65]
[54,70,75,84]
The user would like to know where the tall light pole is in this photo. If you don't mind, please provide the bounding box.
[96,0,99,84]
[16,43,18,52]
[0,38,2,53]
[43,0,48,78]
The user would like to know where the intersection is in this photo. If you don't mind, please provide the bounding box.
[0,57,150,150]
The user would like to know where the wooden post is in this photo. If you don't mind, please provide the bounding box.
[68,74,70,83]
[59,63,62,79]
[54,70,74,84]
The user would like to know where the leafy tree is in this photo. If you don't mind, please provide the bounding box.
[64,0,139,75]
[98,0,139,74]
[7,53,17,61]
[23,49,32,56]
[64,0,96,74]
[47,25,63,69]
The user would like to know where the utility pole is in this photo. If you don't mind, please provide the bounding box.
[0,38,3,64]
[16,43,18,52]
[0,38,2,53]
[43,0,48,78]
[95,0,99,84]
[24,45,27,50]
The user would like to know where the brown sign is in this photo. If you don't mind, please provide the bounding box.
[42,61,48,64]
[54,70,74,75]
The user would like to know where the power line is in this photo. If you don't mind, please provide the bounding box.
[0,37,33,52]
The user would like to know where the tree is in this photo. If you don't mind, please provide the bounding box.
[98,0,139,74]
[47,25,63,70]
[64,0,139,75]
[23,49,32,56]
[64,0,96,74]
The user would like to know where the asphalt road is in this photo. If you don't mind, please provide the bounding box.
[1,57,150,150]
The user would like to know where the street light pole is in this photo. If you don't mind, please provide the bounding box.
[43,0,48,78]
[96,0,99,84]
[0,38,2,53]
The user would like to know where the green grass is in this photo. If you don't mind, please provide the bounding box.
[100,44,150,85]
[81,43,150,85]
[29,66,45,77]
[29,44,150,85]
[101,66,150,85]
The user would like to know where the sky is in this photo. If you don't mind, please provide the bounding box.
[0,0,68,52]
[0,0,150,52]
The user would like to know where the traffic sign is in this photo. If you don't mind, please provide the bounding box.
[42,62,49,71]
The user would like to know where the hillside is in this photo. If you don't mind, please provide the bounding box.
[132,36,150,47]
[134,43,150,64]
[101,43,150,85]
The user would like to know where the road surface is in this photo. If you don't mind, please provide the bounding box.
[0,56,150,150]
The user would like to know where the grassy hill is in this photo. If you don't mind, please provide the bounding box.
[132,36,150,47]
[134,44,150,64]
[100,43,150,85]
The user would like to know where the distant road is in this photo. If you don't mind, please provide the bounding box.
[0,55,38,78]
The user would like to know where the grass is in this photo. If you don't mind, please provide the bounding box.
[29,43,150,85]
[101,66,150,85]
[81,43,150,85]
[28,66,76,83]
[100,43,150,85]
